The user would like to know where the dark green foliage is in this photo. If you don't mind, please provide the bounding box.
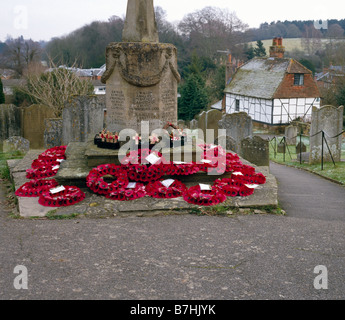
[0,78,5,104]
[178,73,209,121]
[254,40,267,57]
[299,58,316,75]
[244,44,255,60]
[210,65,226,101]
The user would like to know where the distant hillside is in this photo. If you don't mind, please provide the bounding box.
[249,38,345,55]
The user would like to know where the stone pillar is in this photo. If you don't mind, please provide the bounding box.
[309,105,344,164]
[122,0,159,43]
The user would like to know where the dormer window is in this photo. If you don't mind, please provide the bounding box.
[294,74,304,86]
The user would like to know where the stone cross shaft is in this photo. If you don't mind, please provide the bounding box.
[122,0,159,42]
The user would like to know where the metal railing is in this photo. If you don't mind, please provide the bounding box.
[268,129,345,170]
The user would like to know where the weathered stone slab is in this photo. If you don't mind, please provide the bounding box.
[205,109,223,143]
[44,118,63,149]
[218,112,253,154]
[3,136,30,154]
[309,105,344,164]
[0,104,21,149]
[22,104,55,149]
[62,96,105,145]
[241,136,269,167]
[190,119,198,130]
[285,125,298,145]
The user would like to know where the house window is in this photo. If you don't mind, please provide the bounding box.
[294,74,304,86]
[235,99,240,111]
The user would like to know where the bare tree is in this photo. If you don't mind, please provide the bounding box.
[2,36,42,76]
[16,59,94,117]
[178,7,248,59]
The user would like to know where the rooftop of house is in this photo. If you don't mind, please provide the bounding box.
[224,57,312,99]
[224,37,316,100]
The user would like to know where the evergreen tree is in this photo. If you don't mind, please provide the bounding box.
[0,78,5,104]
[254,40,267,57]
[178,73,209,121]
[244,44,255,60]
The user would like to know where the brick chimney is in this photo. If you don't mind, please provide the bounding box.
[269,37,285,58]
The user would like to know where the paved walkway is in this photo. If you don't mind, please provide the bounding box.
[0,163,344,300]
[270,162,345,221]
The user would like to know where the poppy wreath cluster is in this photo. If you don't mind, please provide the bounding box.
[106,182,147,201]
[121,149,166,183]
[183,185,227,207]
[164,162,200,176]
[86,164,129,195]
[26,146,67,180]
[15,179,59,198]
[16,145,86,208]
[145,180,187,199]
[213,178,254,197]
[38,186,86,207]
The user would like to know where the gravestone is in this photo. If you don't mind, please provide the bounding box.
[101,0,180,133]
[197,111,207,140]
[218,112,253,154]
[241,136,269,167]
[296,141,307,154]
[62,96,105,145]
[205,109,223,143]
[177,120,186,129]
[285,125,298,145]
[309,105,344,164]
[190,119,198,130]
[277,143,286,153]
[0,104,22,149]
[22,104,55,149]
[3,136,30,154]
[44,118,63,149]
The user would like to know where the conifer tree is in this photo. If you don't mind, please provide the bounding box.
[0,78,5,104]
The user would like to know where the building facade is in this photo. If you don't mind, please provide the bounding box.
[224,38,321,125]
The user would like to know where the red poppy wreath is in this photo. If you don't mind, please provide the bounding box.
[145,179,187,199]
[38,186,85,207]
[15,179,59,198]
[183,184,227,207]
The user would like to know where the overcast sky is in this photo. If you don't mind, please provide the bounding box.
[1,0,343,42]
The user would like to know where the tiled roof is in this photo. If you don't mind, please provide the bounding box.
[224,57,315,99]
[224,58,291,99]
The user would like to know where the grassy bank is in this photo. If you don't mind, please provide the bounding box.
[269,142,345,185]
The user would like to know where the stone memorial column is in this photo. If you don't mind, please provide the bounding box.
[101,0,180,134]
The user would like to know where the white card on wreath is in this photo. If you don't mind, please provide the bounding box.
[199,184,212,191]
[50,186,66,194]
[161,179,175,188]
[127,182,137,189]
[52,165,60,170]
[145,153,160,165]
[245,184,260,189]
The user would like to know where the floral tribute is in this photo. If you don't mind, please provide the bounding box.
[16,146,85,208]
[16,144,267,209]
[145,179,187,199]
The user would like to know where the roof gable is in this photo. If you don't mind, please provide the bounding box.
[224,57,291,99]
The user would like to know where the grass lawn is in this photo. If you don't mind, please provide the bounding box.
[269,140,345,185]
[0,151,24,180]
